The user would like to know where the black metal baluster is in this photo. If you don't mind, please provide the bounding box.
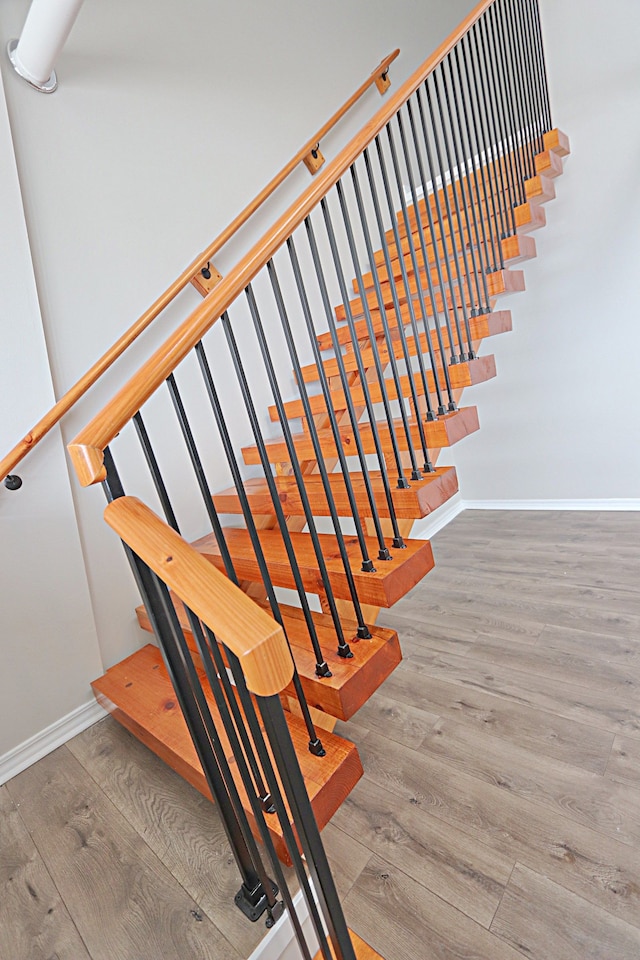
[440,53,490,314]
[403,95,468,369]
[511,0,540,160]
[303,213,390,562]
[462,28,505,268]
[529,0,552,132]
[372,133,446,442]
[431,65,483,322]
[447,48,493,309]
[490,0,526,204]
[286,232,377,629]
[385,118,460,403]
[502,0,536,183]
[267,256,375,637]
[258,694,358,960]
[357,148,444,454]
[195,336,327,753]
[419,80,473,359]
[245,281,361,644]
[133,411,180,532]
[164,372,275,805]
[337,172,415,493]
[101,448,280,926]
[316,200,393,559]
[469,21,513,242]
[479,10,519,232]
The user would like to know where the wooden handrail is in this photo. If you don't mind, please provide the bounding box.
[104,496,294,697]
[69,0,494,488]
[0,51,399,485]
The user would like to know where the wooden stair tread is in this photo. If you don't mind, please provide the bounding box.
[136,598,402,722]
[213,466,459,521]
[337,267,524,323]
[273,356,496,423]
[91,643,363,865]
[314,308,512,356]
[191,526,435,609]
[354,235,536,294]
[241,408,480,468]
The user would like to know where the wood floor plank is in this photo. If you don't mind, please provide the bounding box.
[336,690,439,750]
[491,862,640,959]
[329,776,513,928]
[395,645,640,739]
[342,854,525,960]
[67,717,274,957]
[356,732,640,929]
[375,664,614,774]
[7,747,242,960]
[382,598,545,646]
[607,737,640,787]
[0,785,92,960]
[421,718,640,847]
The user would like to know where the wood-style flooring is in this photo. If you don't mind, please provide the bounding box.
[2,510,639,959]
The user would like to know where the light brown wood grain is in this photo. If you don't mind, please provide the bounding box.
[103,496,294,698]
[313,928,388,960]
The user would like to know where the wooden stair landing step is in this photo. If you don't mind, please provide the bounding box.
[213,466,459,522]
[191,526,435,609]
[136,598,402,722]
[91,644,363,866]
[241,408,480,468]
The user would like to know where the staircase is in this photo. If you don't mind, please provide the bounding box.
[65,1,568,955]
[89,125,569,861]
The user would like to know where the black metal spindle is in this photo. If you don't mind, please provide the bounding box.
[420,80,474,359]
[195,336,327,753]
[462,28,506,268]
[470,19,515,239]
[267,257,375,637]
[323,189,409,542]
[371,134,445,446]
[479,10,519,231]
[316,200,394,559]
[354,149,440,462]
[431,66,483,320]
[133,411,180,532]
[259,694,358,960]
[337,173,415,493]
[490,1,526,205]
[285,234,376,635]
[502,0,536,183]
[164,373,276,805]
[403,94,468,365]
[438,56,489,314]
[522,0,546,151]
[529,0,552,132]
[510,0,540,160]
[303,213,390,562]
[386,117,461,403]
[446,48,493,307]
[101,449,279,924]
[245,281,358,647]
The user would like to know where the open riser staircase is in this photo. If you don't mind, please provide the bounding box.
[61,2,569,957]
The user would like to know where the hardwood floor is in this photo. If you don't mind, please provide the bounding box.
[2,510,639,959]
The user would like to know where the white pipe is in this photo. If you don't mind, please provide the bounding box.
[7,0,85,93]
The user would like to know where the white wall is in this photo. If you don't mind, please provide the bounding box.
[446,0,640,504]
[0,0,476,762]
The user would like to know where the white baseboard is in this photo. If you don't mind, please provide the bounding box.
[462,498,640,511]
[247,886,320,960]
[0,698,106,786]
[409,491,465,540]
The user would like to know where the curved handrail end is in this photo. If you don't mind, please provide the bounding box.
[68,443,107,487]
